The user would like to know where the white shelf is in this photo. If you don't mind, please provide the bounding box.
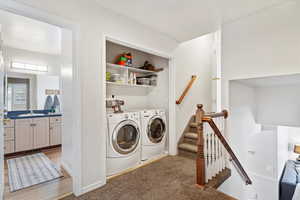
[106,81,154,88]
[107,63,157,74]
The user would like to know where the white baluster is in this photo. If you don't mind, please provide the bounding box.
[216,118,221,173]
[207,127,212,180]
[219,118,224,171]
[213,131,217,177]
[221,118,226,169]
[203,123,209,183]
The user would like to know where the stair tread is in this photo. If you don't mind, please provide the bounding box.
[206,168,231,189]
[184,132,198,139]
[178,143,197,153]
[189,122,197,127]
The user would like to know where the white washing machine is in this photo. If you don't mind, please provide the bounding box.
[106,111,141,176]
[140,109,167,161]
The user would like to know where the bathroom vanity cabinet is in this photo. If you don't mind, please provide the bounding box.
[4,116,62,154]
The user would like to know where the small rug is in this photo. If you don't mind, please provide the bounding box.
[7,153,63,192]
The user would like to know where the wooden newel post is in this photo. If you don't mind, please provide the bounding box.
[196,104,205,186]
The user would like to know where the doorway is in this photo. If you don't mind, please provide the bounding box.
[0,4,81,199]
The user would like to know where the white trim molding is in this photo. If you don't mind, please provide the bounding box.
[80,180,105,195]
[0,0,83,196]
[61,161,73,178]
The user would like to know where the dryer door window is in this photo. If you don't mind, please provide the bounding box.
[112,120,140,155]
[147,117,166,144]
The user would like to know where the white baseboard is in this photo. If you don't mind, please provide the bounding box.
[61,161,73,177]
[80,180,105,195]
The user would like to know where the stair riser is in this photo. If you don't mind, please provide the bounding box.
[189,126,197,132]
[178,149,197,159]
[183,137,197,145]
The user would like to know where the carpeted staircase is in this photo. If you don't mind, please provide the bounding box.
[178,115,231,189]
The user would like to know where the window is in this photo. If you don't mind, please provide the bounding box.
[6,78,30,111]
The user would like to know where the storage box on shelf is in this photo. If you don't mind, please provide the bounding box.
[106,63,157,88]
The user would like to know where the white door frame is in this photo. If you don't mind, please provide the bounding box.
[102,34,177,157]
[0,0,82,196]
[0,24,5,199]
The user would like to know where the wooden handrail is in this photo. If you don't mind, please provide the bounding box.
[204,110,228,119]
[203,117,252,185]
[195,104,252,186]
[176,75,197,105]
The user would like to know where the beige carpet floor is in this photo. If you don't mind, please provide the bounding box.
[62,156,235,200]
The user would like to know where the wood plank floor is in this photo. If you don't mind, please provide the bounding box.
[4,147,73,200]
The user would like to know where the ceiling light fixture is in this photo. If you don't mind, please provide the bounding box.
[11,62,48,72]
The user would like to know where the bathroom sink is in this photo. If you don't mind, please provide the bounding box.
[18,113,45,117]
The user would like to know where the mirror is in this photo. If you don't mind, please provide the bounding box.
[4,72,60,111]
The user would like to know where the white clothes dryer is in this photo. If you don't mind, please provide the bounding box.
[140,109,167,161]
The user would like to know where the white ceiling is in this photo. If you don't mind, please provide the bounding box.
[0,10,61,55]
[234,74,300,88]
[95,0,285,42]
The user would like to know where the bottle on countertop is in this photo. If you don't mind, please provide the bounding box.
[133,73,137,85]
[129,72,133,85]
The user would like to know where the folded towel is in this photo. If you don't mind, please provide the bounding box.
[53,95,60,112]
[44,95,53,110]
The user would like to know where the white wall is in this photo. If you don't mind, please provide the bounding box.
[221,1,300,199]
[174,33,213,142]
[277,126,289,179]
[0,9,61,55]
[219,81,257,199]
[222,1,300,83]
[256,85,300,127]
[244,126,289,200]
[6,0,178,194]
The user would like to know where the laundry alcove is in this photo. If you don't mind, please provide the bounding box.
[103,36,173,177]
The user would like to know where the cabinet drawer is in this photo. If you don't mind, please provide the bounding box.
[4,140,15,154]
[15,118,32,124]
[4,119,14,128]
[50,117,61,124]
[4,128,15,140]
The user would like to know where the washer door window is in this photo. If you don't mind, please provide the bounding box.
[112,120,140,155]
[147,117,166,144]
